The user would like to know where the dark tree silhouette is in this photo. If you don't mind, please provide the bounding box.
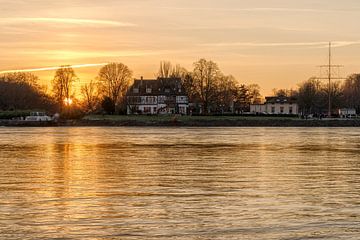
[98,63,132,113]
[52,66,77,112]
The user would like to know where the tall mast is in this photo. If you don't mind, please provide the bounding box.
[328,42,332,118]
[318,42,344,118]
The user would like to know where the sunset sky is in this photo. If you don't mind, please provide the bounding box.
[1,0,360,94]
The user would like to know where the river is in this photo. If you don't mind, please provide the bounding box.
[0,127,359,239]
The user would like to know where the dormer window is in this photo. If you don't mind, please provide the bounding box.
[146,88,152,93]
[133,88,139,93]
[165,88,170,93]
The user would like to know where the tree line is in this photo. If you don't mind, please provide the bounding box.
[274,75,360,116]
[1,59,360,117]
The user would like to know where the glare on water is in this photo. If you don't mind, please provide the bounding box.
[0,127,359,239]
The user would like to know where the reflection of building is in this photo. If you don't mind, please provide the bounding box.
[250,96,298,115]
[126,77,189,115]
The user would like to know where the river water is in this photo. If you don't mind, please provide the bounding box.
[0,127,359,239]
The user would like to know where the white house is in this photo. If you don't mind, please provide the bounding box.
[127,77,189,115]
[250,96,299,115]
[338,108,357,118]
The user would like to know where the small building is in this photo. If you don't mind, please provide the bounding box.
[126,77,189,115]
[338,108,357,118]
[250,96,298,115]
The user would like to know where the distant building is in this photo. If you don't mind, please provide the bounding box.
[250,96,299,115]
[338,108,357,118]
[126,77,189,115]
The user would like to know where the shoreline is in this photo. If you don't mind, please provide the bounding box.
[1,117,360,127]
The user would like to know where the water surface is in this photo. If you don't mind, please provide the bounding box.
[0,127,359,239]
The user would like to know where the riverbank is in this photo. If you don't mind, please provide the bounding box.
[2,115,360,127]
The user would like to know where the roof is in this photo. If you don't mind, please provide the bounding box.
[265,96,297,104]
[127,77,187,96]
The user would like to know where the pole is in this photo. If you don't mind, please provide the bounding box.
[328,42,332,118]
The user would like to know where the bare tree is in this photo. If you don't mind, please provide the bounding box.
[158,61,188,79]
[216,75,238,113]
[192,59,221,113]
[247,84,262,104]
[297,77,323,115]
[321,80,344,112]
[233,84,251,113]
[52,66,77,112]
[158,61,172,78]
[98,62,133,112]
[343,74,360,112]
[170,64,187,78]
[2,72,39,87]
[81,80,99,113]
[0,73,55,111]
[272,88,298,98]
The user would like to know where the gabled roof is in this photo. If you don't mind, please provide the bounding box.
[127,77,187,96]
[265,96,297,104]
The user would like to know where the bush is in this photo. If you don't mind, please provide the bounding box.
[101,97,115,115]
[0,111,31,120]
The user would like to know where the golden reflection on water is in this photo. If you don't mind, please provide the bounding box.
[0,127,360,239]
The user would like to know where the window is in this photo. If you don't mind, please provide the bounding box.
[280,107,284,113]
[289,107,293,114]
[146,97,156,104]
[144,107,151,113]
[146,88,152,93]
[158,96,165,103]
[271,107,275,113]
[133,88,139,93]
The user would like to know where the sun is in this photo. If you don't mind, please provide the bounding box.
[64,98,73,106]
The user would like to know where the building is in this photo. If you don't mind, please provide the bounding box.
[250,96,299,115]
[126,77,189,115]
[338,108,357,118]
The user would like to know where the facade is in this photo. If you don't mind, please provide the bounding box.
[338,108,357,118]
[250,96,299,115]
[127,77,189,115]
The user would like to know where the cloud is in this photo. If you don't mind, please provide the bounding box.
[0,63,108,74]
[160,7,345,13]
[200,41,360,48]
[19,49,173,60]
[0,17,137,27]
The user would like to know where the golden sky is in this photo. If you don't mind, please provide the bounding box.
[1,0,360,94]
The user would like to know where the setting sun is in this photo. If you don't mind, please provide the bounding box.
[64,98,73,106]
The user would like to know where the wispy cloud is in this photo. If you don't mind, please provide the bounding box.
[200,41,360,48]
[19,49,173,60]
[0,63,108,74]
[160,7,346,13]
[0,17,136,27]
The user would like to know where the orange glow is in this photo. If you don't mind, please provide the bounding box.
[1,1,360,95]
[64,98,73,106]
[0,63,107,75]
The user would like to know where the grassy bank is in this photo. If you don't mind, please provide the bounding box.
[0,111,31,120]
[80,115,360,127]
[2,115,360,127]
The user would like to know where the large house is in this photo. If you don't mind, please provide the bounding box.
[250,96,299,115]
[126,77,189,115]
